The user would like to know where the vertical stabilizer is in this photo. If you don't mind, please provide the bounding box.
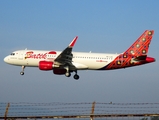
[123,30,154,57]
[104,30,155,70]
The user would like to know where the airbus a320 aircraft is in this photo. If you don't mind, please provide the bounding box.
[4,30,155,80]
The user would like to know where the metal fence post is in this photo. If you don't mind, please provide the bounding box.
[90,101,96,120]
[4,103,10,120]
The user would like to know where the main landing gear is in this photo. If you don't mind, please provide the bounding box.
[65,72,71,77]
[20,66,25,75]
[74,74,79,80]
[65,70,80,80]
[64,66,80,80]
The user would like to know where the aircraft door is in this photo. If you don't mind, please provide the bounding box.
[18,51,24,60]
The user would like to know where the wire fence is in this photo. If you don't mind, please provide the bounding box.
[0,102,159,119]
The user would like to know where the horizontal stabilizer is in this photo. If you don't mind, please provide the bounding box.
[133,55,147,61]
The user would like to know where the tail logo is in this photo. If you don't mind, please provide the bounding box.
[105,30,155,70]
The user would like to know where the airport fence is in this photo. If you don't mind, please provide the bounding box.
[0,102,159,119]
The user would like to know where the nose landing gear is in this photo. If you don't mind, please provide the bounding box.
[20,66,25,75]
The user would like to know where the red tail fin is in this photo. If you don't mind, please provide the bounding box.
[123,30,154,57]
[105,30,155,70]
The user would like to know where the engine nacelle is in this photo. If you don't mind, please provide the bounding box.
[53,68,66,75]
[39,61,53,71]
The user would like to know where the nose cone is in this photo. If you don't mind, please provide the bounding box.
[4,56,9,63]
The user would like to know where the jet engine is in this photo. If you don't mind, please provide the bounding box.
[53,68,66,75]
[39,61,53,71]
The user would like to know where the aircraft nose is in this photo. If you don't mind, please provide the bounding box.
[4,56,9,63]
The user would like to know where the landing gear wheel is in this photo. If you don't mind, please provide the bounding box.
[74,74,79,80]
[20,66,25,75]
[65,72,71,77]
[20,71,24,75]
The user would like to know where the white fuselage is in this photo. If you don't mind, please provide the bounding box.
[4,50,119,70]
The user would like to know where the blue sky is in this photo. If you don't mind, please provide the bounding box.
[0,0,159,103]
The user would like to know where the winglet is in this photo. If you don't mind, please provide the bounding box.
[69,36,78,48]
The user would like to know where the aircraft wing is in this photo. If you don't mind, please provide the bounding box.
[54,36,78,70]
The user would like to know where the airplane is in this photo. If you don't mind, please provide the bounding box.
[4,30,155,80]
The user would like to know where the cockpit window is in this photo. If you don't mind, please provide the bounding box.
[10,53,15,55]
